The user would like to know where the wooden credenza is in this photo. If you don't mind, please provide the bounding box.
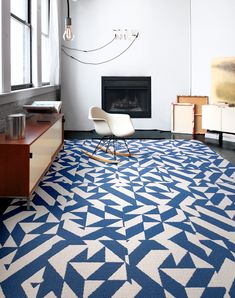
[0,114,64,208]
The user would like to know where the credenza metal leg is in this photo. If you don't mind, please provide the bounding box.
[219,132,223,146]
[27,197,31,211]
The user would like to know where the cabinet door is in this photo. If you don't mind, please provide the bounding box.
[202,105,221,131]
[0,145,29,197]
[29,118,62,192]
[221,107,235,133]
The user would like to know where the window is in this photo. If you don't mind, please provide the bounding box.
[10,0,32,90]
[41,0,50,84]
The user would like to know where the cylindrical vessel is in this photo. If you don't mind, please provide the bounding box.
[5,113,26,140]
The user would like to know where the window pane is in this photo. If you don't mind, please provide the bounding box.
[41,0,50,83]
[41,0,49,34]
[11,18,30,85]
[11,0,28,21]
[41,35,50,83]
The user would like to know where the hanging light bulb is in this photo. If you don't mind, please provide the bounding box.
[63,0,74,41]
[63,17,74,41]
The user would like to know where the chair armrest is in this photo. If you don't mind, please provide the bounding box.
[89,117,106,121]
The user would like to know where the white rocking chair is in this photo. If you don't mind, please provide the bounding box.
[83,106,135,163]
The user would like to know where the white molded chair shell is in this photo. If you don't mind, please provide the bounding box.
[89,106,135,138]
[107,113,135,137]
[89,106,112,136]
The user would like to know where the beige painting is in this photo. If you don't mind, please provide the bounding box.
[211,57,235,104]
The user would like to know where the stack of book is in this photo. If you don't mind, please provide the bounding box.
[23,101,62,113]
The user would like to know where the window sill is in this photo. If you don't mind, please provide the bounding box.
[0,85,60,106]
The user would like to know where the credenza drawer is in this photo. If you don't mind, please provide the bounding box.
[29,118,63,191]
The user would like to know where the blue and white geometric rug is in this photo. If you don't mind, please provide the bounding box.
[0,139,235,298]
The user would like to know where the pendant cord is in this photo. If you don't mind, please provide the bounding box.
[62,35,116,53]
[61,34,139,65]
[67,0,70,18]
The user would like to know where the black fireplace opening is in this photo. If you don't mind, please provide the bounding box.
[102,76,151,118]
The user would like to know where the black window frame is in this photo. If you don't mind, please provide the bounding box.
[41,0,50,86]
[10,0,32,91]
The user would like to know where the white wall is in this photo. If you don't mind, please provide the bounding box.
[191,0,235,98]
[61,0,190,131]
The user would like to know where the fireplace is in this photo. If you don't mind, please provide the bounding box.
[102,76,151,118]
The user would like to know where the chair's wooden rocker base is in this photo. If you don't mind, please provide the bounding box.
[97,146,133,157]
[82,136,134,164]
[81,150,119,164]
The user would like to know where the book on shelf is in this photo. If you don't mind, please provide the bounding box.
[23,101,62,113]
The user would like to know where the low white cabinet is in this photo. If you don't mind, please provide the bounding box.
[202,104,235,144]
[202,105,221,131]
[221,107,235,133]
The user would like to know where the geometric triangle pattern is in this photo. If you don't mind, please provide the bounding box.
[0,139,235,297]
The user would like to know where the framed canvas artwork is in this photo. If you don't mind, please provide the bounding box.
[211,57,235,104]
